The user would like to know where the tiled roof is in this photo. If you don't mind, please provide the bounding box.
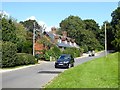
[45,32,79,48]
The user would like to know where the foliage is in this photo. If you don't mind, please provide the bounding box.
[60,15,85,39]
[38,36,52,49]
[44,46,61,61]
[15,23,27,53]
[20,20,41,33]
[62,47,81,58]
[2,17,17,43]
[22,40,33,54]
[45,52,118,88]
[100,21,114,50]
[111,7,120,51]
[2,42,17,68]
[83,19,100,37]
[60,15,103,52]
[1,16,36,68]
[16,53,36,66]
[44,49,54,61]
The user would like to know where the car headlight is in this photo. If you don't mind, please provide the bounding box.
[63,61,69,63]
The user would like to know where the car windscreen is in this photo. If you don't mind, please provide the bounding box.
[58,55,70,61]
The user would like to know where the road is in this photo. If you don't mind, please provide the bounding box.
[2,51,106,89]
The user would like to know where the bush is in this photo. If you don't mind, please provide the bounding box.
[2,42,17,68]
[51,46,61,59]
[44,46,61,61]
[62,47,81,58]
[16,53,36,66]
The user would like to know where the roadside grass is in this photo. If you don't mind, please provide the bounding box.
[45,52,119,88]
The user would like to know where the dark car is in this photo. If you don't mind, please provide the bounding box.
[55,54,74,68]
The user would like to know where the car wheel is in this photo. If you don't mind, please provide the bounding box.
[71,63,74,67]
[55,65,57,68]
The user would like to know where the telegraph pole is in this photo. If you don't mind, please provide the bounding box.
[105,23,107,57]
[33,22,35,56]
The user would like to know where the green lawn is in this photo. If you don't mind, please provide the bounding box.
[45,52,119,88]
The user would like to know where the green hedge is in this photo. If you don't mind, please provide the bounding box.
[16,53,36,66]
[2,42,17,68]
[62,47,82,58]
[44,46,61,61]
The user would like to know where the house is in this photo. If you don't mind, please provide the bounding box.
[44,27,79,50]
[34,42,45,54]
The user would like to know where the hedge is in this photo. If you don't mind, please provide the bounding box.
[44,46,61,61]
[62,47,81,58]
[2,42,17,68]
[16,53,36,66]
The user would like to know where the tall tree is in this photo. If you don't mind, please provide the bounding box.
[15,23,27,53]
[59,15,103,52]
[83,19,100,37]
[20,20,41,33]
[111,7,120,51]
[2,17,17,43]
[60,15,85,45]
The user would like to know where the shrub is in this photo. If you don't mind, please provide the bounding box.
[16,53,36,66]
[51,46,61,59]
[44,49,54,61]
[2,42,17,68]
[44,46,61,61]
[62,47,81,58]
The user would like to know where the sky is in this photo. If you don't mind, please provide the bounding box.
[1,2,119,31]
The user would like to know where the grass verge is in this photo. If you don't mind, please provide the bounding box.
[45,52,119,88]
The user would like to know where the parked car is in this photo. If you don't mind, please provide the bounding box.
[91,50,95,56]
[88,50,95,57]
[88,51,92,57]
[55,54,74,68]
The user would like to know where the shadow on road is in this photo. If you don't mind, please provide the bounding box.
[38,70,62,74]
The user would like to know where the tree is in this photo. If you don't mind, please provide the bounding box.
[2,18,17,43]
[60,15,85,39]
[100,21,114,50]
[2,42,17,67]
[15,23,27,53]
[83,19,100,37]
[111,7,120,51]
[59,15,103,51]
[20,20,41,33]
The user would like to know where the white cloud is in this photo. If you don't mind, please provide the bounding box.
[0,10,10,17]
[26,16,36,20]
[38,21,52,32]
[25,16,59,32]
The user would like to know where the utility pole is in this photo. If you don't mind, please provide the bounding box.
[105,23,107,57]
[33,22,35,56]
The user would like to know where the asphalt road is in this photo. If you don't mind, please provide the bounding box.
[2,51,106,89]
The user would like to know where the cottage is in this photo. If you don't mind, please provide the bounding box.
[44,27,79,50]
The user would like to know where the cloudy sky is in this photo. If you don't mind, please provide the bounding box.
[1,2,118,31]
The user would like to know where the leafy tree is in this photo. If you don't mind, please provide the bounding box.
[2,18,17,43]
[60,15,103,52]
[15,23,27,53]
[2,42,17,67]
[20,20,41,33]
[60,15,85,39]
[22,40,33,54]
[111,7,120,51]
[83,19,100,37]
